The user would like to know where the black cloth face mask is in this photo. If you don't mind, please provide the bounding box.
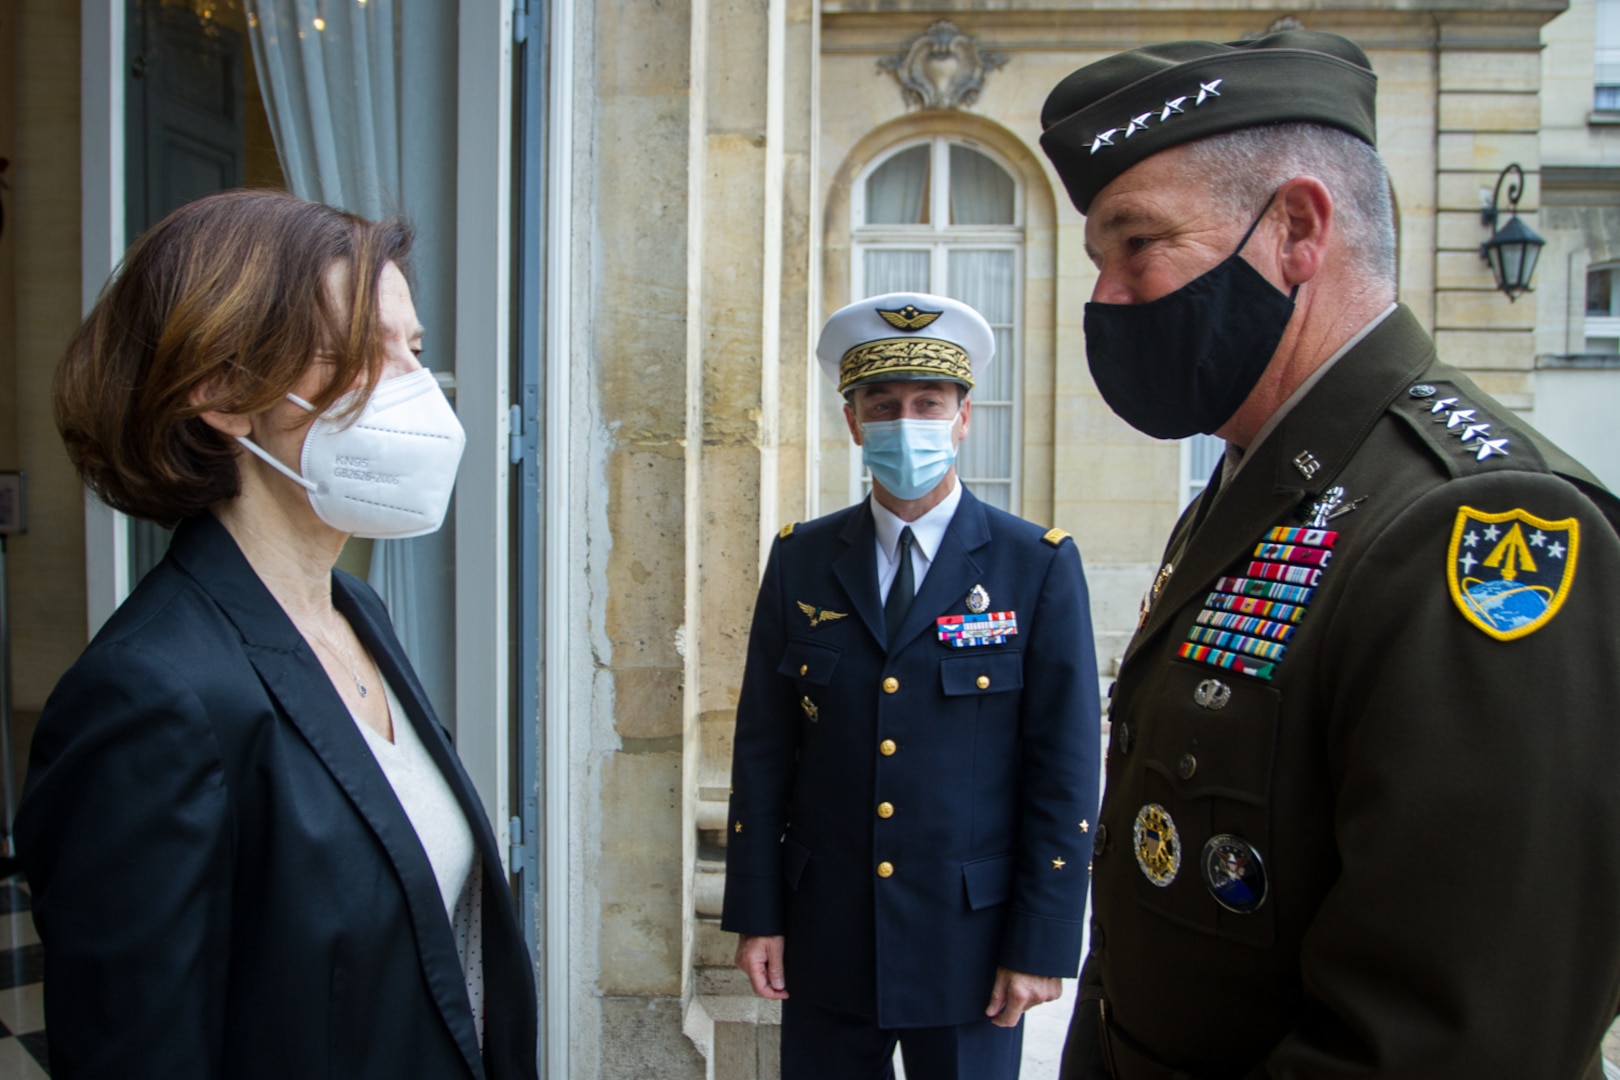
[1083,195,1297,440]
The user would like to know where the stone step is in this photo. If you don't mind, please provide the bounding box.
[686,994,781,1080]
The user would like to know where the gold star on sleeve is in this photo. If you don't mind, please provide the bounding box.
[1079,820,1090,833]
[1052,857,1067,870]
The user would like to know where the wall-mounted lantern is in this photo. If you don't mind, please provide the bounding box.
[1480,163,1545,302]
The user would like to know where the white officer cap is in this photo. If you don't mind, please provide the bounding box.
[815,291,995,395]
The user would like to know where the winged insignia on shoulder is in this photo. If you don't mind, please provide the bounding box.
[877,305,943,331]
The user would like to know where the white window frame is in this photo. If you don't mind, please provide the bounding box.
[1179,433,1224,507]
[1597,0,1620,111]
[1585,263,1620,354]
[849,137,1025,512]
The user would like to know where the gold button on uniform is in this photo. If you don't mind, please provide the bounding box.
[976,675,990,689]
[799,663,808,676]
[879,739,897,756]
[877,801,894,819]
[882,676,899,694]
[877,861,894,878]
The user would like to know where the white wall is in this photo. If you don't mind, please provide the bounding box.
[1533,367,1620,490]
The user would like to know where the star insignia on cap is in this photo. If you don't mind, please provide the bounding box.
[1089,127,1120,154]
[1125,112,1153,137]
[1475,438,1511,461]
[1196,79,1223,105]
[1160,96,1188,121]
[877,304,943,331]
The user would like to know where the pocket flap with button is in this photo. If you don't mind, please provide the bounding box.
[1141,662,1280,806]
[940,651,1023,696]
[962,852,1016,910]
[778,640,841,685]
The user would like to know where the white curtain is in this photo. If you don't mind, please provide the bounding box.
[865,145,930,225]
[949,146,1015,226]
[948,249,1016,510]
[864,249,931,295]
[246,0,460,724]
[247,0,400,218]
[1598,0,1620,95]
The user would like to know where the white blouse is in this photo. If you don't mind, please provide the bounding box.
[354,677,486,1047]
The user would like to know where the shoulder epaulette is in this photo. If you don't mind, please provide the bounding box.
[779,522,796,540]
[1042,527,1071,547]
[1395,381,1545,479]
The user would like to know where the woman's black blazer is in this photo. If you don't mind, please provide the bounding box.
[16,513,539,1079]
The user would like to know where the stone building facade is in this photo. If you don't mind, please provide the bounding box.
[1,2,1607,1079]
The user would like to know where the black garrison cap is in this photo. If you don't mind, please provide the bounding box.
[1039,30,1378,215]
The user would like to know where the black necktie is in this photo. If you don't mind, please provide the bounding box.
[885,526,915,646]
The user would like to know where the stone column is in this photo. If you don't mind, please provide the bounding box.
[579,0,814,1072]
[580,0,709,1072]
[687,0,817,1076]
[1433,14,1551,412]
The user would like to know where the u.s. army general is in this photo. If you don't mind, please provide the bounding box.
[1040,29,1620,1079]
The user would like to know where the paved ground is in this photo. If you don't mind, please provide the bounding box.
[1018,975,1078,1078]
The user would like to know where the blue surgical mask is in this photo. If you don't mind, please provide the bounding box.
[861,415,959,500]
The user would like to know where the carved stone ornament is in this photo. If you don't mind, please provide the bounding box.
[877,22,1009,111]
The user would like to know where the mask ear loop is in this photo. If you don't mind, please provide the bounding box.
[1233,190,1301,302]
[233,393,322,494]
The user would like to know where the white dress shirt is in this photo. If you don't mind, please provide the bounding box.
[870,479,963,604]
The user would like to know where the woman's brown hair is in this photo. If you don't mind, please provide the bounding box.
[55,189,414,526]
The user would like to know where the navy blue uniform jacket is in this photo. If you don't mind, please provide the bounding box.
[720,486,1102,1028]
[16,513,539,1079]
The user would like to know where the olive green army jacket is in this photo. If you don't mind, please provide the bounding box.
[1065,305,1620,1079]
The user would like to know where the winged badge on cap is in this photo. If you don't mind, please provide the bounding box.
[797,601,849,628]
[878,305,943,331]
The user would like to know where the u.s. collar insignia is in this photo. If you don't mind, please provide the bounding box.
[1133,803,1181,887]
[1448,506,1579,641]
[877,304,942,331]
[967,584,990,614]
[796,601,849,628]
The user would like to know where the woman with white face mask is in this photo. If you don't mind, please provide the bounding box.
[18,190,538,1080]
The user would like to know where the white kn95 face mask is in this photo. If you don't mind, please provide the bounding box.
[235,367,467,539]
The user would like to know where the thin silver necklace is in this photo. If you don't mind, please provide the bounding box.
[310,630,369,698]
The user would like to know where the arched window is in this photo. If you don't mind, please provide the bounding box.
[851,137,1023,511]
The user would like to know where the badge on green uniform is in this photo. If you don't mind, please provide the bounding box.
[1133,803,1181,887]
[1447,506,1578,641]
